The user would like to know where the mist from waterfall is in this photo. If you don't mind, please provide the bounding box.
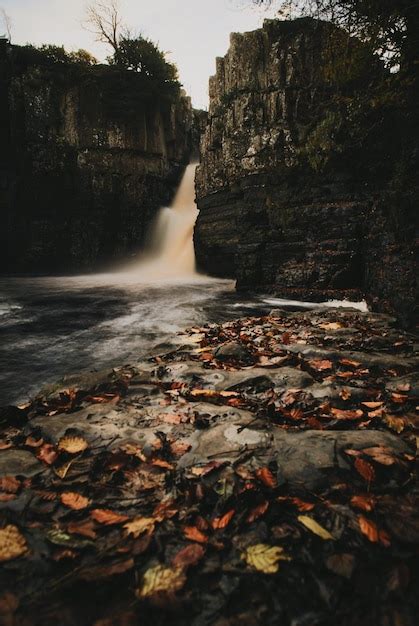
[127,163,199,282]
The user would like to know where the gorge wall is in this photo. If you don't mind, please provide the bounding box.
[0,41,193,273]
[195,18,417,325]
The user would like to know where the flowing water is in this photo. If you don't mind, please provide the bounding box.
[0,165,367,407]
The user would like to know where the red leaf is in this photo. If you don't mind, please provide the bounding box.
[354,458,375,484]
[183,526,208,543]
[37,444,58,466]
[212,509,235,530]
[172,544,205,569]
[246,501,269,523]
[255,467,277,489]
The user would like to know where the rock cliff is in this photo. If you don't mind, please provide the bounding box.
[195,18,417,324]
[0,41,193,272]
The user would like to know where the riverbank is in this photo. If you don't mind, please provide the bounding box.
[0,307,418,626]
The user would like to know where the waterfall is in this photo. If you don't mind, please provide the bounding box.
[128,163,199,281]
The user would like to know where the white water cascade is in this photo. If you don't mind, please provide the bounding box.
[126,163,199,282]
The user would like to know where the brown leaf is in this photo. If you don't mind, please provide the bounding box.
[339,358,362,368]
[172,543,205,569]
[81,558,134,581]
[124,517,155,538]
[58,435,89,454]
[383,415,405,433]
[0,476,21,494]
[0,440,12,450]
[60,492,91,510]
[362,446,396,466]
[36,444,58,465]
[67,519,97,539]
[330,408,364,420]
[339,388,351,401]
[354,458,375,484]
[0,592,19,616]
[246,501,269,523]
[308,359,333,372]
[161,413,183,425]
[255,467,277,489]
[350,495,376,512]
[183,526,208,543]
[358,516,378,543]
[325,553,355,579]
[391,393,408,404]
[361,402,384,409]
[212,509,235,530]
[91,509,129,525]
[170,441,191,457]
[0,526,28,562]
[25,435,44,448]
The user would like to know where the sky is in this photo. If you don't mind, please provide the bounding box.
[0,0,279,109]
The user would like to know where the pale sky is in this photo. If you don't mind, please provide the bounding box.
[1,0,279,109]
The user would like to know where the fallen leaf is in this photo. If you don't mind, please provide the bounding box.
[0,476,20,494]
[330,408,363,420]
[138,565,186,598]
[308,359,333,372]
[325,553,355,579]
[183,526,208,543]
[391,393,408,404]
[255,467,277,489]
[354,458,375,484]
[339,388,351,401]
[0,591,19,616]
[161,413,183,425]
[0,526,28,562]
[25,435,44,448]
[124,517,155,538]
[212,509,235,530]
[339,358,362,368]
[362,446,396,466]
[383,415,405,433]
[172,544,205,569]
[319,322,343,331]
[58,435,89,454]
[358,516,379,542]
[247,501,269,523]
[298,515,334,540]
[67,519,97,539]
[81,558,134,581]
[170,441,191,457]
[36,443,58,465]
[91,509,129,525]
[350,495,376,512]
[361,402,384,409]
[242,544,291,574]
[60,492,91,510]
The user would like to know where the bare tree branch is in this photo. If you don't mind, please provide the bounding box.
[83,0,122,53]
[0,7,12,41]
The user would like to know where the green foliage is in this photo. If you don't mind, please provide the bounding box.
[15,44,97,68]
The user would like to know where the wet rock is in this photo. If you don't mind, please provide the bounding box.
[0,449,42,477]
[215,341,252,362]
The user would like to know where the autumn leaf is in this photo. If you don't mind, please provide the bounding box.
[91,509,129,525]
[58,435,89,454]
[325,553,355,579]
[319,322,344,331]
[124,517,155,538]
[358,516,390,546]
[60,492,91,510]
[362,446,396,466]
[354,458,375,484]
[183,526,208,543]
[383,415,405,433]
[172,544,205,569]
[0,526,28,562]
[308,359,333,372]
[255,467,277,489]
[330,408,363,420]
[361,402,384,409]
[211,509,235,530]
[161,413,183,425]
[339,358,362,368]
[247,501,269,523]
[242,544,291,574]
[350,495,376,512]
[36,443,58,465]
[0,476,21,494]
[67,519,97,539]
[138,565,186,598]
[298,515,334,540]
[339,388,351,401]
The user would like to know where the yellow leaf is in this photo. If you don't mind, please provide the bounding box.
[138,565,186,598]
[298,515,335,540]
[58,435,88,454]
[0,525,28,562]
[318,322,343,330]
[242,544,291,574]
[124,517,155,538]
[383,415,405,434]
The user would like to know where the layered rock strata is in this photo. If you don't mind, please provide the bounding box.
[0,42,193,272]
[195,18,417,324]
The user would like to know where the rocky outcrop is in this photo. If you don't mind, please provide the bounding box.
[0,42,193,272]
[195,18,417,324]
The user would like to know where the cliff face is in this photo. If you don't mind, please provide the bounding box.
[195,18,417,324]
[0,42,193,272]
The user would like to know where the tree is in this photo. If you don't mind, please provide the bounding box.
[252,1,419,75]
[0,7,12,41]
[84,0,122,53]
[68,49,98,65]
[109,35,178,81]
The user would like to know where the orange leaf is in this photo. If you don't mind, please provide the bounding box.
[350,495,376,512]
[331,408,364,420]
[361,402,384,409]
[255,467,277,489]
[212,509,235,530]
[37,444,58,466]
[91,509,129,525]
[183,526,208,543]
[60,492,91,510]
[67,519,97,539]
[0,476,21,494]
[340,358,362,368]
[308,359,333,371]
[358,516,390,546]
[354,458,375,484]
[246,501,269,523]
[172,544,205,569]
